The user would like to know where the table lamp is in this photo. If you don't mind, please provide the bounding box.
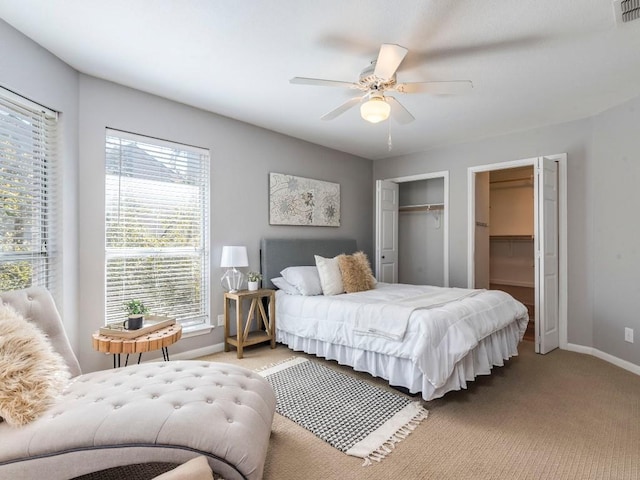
[220,245,249,293]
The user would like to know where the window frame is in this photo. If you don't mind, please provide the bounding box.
[0,86,58,294]
[104,128,210,330]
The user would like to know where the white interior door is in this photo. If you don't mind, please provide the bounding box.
[535,157,560,353]
[375,180,399,283]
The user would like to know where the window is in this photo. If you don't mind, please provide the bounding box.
[0,87,58,292]
[105,129,210,328]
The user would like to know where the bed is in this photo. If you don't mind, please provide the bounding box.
[260,237,529,401]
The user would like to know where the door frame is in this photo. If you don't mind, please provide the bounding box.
[466,154,568,349]
[377,171,449,287]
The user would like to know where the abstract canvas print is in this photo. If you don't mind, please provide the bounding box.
[269,173,340,227]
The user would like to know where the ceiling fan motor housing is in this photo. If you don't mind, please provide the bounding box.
[359,61,397,92]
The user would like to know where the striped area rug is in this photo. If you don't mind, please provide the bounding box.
[258,357,428,466]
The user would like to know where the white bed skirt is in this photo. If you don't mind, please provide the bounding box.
[277,320,524,401]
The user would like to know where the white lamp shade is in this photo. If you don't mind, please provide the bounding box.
[360,97,391,123]
[220,246,249,268]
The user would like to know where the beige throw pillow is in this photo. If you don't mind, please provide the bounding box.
[314,254,344,296]
[338,251,375,293]
[0,304,70,426]
[153,456,214,480]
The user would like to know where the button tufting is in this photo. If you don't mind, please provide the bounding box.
[151,395,158,399]
[206,399,213,404]
[174,405,181,409]
[227,418,233,423]
[185,387,193,391]
[114,405,121,409]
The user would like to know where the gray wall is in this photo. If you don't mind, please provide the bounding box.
[0,20,80,349]
[77,76,373,371]
[590,98,640,364]
[1,20,373,372]
[375,97,640,368]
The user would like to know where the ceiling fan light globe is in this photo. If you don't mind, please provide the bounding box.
[360,97,390,123]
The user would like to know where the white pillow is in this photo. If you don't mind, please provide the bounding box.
[280,266,323,296]
[314,255,344,296]
[271,276,300,295]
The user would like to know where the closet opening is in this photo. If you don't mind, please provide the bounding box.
[398,178,445,286]
[475,166,536,342]
[375,171,449,287]
[468,154,567,354]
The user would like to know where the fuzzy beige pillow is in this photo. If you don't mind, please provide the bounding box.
[0,304,70,427]
[153,456,214,480]
[338,251,375,293]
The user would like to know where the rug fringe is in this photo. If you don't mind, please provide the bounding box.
[360,406,429,467]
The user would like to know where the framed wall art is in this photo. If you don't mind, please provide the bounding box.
[269,173,340,227]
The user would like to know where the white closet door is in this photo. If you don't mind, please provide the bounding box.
[535,157,560,353]
[375,180,399,283]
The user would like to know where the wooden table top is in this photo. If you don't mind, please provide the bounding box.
[92,323,182,355]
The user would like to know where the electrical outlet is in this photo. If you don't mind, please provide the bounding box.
[625,327,634,343]
[217,314,225,327]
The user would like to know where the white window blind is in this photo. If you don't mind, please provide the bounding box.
[0,87,58,293]
[105,129,210,327]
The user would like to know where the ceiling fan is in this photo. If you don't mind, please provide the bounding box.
[290,44,473,124]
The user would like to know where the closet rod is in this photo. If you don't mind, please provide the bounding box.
[399,203,444,213]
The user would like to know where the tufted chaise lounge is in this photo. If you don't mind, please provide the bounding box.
[0,287,276,480]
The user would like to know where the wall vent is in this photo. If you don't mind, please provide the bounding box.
[614,0,640,25]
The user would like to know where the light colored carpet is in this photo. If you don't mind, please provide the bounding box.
[199,342,640,480]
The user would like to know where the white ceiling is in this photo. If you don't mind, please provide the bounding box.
[1,0,640,160]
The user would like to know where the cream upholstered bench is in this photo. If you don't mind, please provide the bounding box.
[0,287,276,480]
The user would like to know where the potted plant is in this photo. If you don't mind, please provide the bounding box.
[124,299,149,330]
[247,271,262,291]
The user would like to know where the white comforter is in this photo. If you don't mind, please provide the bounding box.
[276,283,529,389]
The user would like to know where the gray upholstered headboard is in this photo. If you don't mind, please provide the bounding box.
[260,238,358,289]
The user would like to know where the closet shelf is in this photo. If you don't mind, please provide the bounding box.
[489,176,533,185]
[490,235,534,241]
[399,203,444,213]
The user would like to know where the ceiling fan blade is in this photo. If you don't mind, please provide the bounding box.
[373,44,408,80]
[320,96,363,121]
[386,97,415,125]
[290,77,359,89]
[394,80,473,95]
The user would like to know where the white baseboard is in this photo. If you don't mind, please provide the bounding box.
[565,343,640,376]
[168,341,640,377]
[169,342,225,361]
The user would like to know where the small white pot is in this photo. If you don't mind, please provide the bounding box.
[248,281,259,291]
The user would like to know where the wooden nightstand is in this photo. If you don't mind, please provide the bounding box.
[223,289,275,359]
